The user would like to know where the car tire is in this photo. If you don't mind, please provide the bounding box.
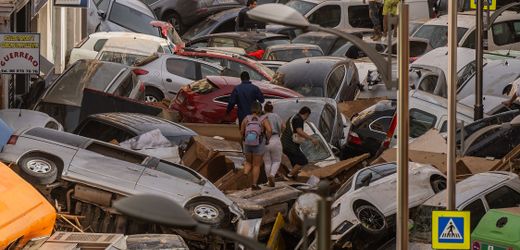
[185,199,228,227]
[166,12,183,34]
[431,176,446,193]
[19,154,58,185]
[144,87,164,103]
[355,204,387,234]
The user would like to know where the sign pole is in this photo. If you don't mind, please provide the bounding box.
[447,0,458,210]
[475,0,484,120]
[397,3,410,250]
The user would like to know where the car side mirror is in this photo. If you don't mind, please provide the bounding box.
[360,173,372,187]
[97,10,106,20]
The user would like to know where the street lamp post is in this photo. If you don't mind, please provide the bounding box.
[246,4,396,89]
[447,0,458,210]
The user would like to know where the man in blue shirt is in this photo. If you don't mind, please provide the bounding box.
[226,71,265,125]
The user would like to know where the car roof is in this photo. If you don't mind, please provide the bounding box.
[267,43,322,51]
[87,113,196,137]
[206,76,301,97]
[412,47,477,74]
[204,31,288,42]
[423,171,519,208]
[423,11,520,29]
[277,56,352,86]
[115,0,155,17]
[88,32,168,45]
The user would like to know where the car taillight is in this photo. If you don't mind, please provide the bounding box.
[133,69,149,75]
[348,132,362,145]
[7,135,18,145]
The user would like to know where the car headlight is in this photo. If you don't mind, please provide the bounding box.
[332,220,354,235]
[332,204,341,218]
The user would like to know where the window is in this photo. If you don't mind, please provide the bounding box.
[486,186,520,209]
[409,109,436,138]
[94,0,110,12]
[308,5,341,28]
[98,51,147,66]
[348,5,372,28]
[237,40,253,51]
[45,121,60,130]
[108,1,159,36]
[226,60,264,80]
[77,120,134,143]
[462,199,486,231]
[93,39,107,52]
[327,65,345,98]
[212,37,235,47]
[166,59,197,80]
[417,75,439,94]
[86,142,146,164]
[201,64,222,78]
[26,127,87,148]
[457,61,476,89]
[319,105,335,141]
[462,30,476,49]
[213,19,236,33]
[413,25,468,48]
[355,163,397,189]
[369,116,393,134]
[112,74,135,97]
[286,0,317,15]
[153,160,201,183]
[492,21,520,46]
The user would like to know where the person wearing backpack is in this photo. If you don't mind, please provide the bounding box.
[241,101,272,190]
[262,101,285,187]
[281,106,319,179]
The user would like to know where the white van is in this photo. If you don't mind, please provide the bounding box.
[68,32,173,66]
[285,0,432,30]
[412,11,520,51]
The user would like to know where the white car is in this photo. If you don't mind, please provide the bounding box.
[67,32,173,66]
[0,109,63,132]
[331,162,445,240]
[407,171,520,249]
[96,37,164,66]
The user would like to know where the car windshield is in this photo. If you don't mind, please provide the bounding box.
[266,48,323,62]
[412,25,468,49]
[335,175,354,199]
[410,205,446,243]
[108,1,160,36]
[42,60,126,106]
[293,35,336,53]
[351,100,395,126]
[98,51,148,66]
[261,38,291,48]
[300,130,331,162]
[183,19,218,41]
[286,0,317,15]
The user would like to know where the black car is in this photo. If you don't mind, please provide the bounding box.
[182,8,242,41]
[185,31,290,53]
[345,100,396,158]
[74,112,197,146]
[144,0,242,34]
[273,56,360,102]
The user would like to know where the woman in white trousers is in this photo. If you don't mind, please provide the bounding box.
[263,101,285,187]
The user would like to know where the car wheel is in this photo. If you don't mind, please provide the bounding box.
[166,12,183,34]
[19,154,58,185]
[144,88,164,103]
[186,199,228,226]
[355,204,386,234]
[431,176,446,193]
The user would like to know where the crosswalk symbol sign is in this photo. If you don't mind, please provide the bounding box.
[470,0,496,11]
[432,211,471,249]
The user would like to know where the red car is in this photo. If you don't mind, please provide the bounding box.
[170,76,302,123]
[177,48,275,82]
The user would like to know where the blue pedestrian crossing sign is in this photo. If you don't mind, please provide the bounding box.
[432,211,471,249]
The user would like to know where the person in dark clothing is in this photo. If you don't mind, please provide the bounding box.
[236,0,265,31]
[226,71,265,125]
[281,106,318,179]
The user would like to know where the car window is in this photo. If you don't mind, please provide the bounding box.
[319,105,334,140]
[300,133,331,162]
[335,175,354,199]
[286,0,317,15]
[417,74,439,94]
[409,109,437,138]
[213,19,236,33]
[201,64,222,78]
[77,120,135,143]
[492,21,520,46]
[111,73,135,97]
[227,60,264,80]
[413,25,468,48]
[212,37,235,47]
[108,1,159,36]
[166,58,197,80]
[267,48,323,62]
[327,65,345,98]
[98,51,147,66]
[485,186,520,209]
[45,121,60,130]
[94,0,110,12]
[462,199,486,231]
[457,60,476,89]
[93,39,108,52]
[348,5,372,28]
[461,30,476,49]
[189,78,218,94]
[354,163,397,189]
[86,142,146,164]
[369,116,393,134]
[153,160,201,183]
[237,40,253,50]
[308,5,341,28]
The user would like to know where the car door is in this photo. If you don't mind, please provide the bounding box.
[136,159,204,204]
[489,20,520,51]
[164,57,199,94]
[67,142,145,192]
[355,164,397,213]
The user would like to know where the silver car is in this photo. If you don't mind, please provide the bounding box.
[136,54,225,101]
[0,127,243,228]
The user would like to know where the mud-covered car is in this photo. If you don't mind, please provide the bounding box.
[0,127,243,230]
